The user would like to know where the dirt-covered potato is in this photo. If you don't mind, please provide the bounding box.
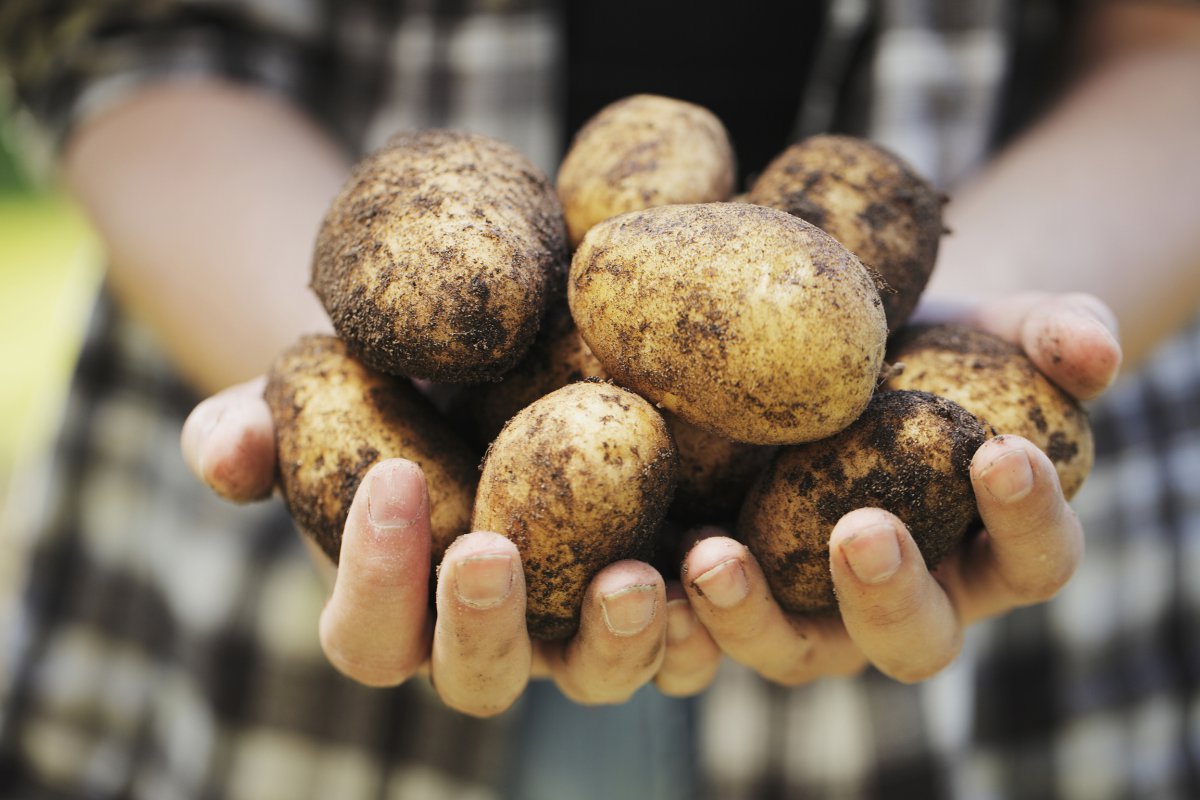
[557,94,736,247]
[884,324,1095,499]
[470,310,769,522]
[265,335,478,565]
[740,390,990,614]
[569,202,887,445]
[467,306,609,443]
[312,129,569,384]
[746,135,944,331]
[664,412,775,523]
[473,381,677,640]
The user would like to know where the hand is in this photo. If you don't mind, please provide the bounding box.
[181,381,676,716]
[674,291,1122,686]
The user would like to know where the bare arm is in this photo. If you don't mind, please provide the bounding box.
[62,80,347,394]
[929,1,1200,368]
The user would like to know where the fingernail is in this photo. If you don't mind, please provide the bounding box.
[1068,298,1117,335]
[979,447,1034,503]
[839,523,902,584]
[691,558,748,609]
[1080,313,1119,347]
[601,584,658,636]
[455,553,514,609]
[184,400,225,476]
[1079,315,1122,393]
[367,463,425,529]
[665,598,696,644]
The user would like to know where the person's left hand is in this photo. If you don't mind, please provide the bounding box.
[658,291,1121,688]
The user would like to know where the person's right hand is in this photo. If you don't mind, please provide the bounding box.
[180,380,678,717]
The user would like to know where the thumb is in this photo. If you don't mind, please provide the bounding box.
[180,376,276,502]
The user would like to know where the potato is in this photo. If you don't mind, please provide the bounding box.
[312,129,569,384]
[884,323,1095,499]
[746,135,944,331]
[468,306,609,444]
[557,94,736,247]
[471,309,770,522]
[265,335,478,565]
[569,202,887,445]
[664,412,775,523]
[473,381,677,640]
[740,390,989,614]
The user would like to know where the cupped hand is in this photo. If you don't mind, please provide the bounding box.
[675,291,1121,687]
[182,382,674,717]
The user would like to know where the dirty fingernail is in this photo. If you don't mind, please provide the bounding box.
[692,558,749,609]
[839,522,902,584]
[979,446,1034,503]
[367,462,426,529]
[455,553,514,609]
[601,584,658,636]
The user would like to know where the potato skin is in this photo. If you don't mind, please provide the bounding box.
[468,306,609,444]
[884,323,1095,499]
[265,335,478,566]
[473,381,677,640]
[746,135,943,331]
[569,202,887,445]
[312,129,569,384]
[557,94,736,247]
[664,412,775,524]
[470,310,769,522]
[740,390,988,614]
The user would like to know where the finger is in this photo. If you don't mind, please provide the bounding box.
[180,376,275,502]
[683,535,865,686]
[829,509,962,683]
[938,291,1122,400]
[654,582,722,698]
[940,435,1084,624]
[543,560,667,705]
[1014,293,1121,401]
[318,459,433,687]
[431,532,531,717]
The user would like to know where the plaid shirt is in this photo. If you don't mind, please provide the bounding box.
[2,1,1198,798]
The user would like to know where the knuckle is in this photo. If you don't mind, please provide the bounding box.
[886,654,952,685]
[657,653,721,696]
[323,644,419,688]
[881,635,961,684]
[655,669,716,698]
[752,617,836,686]
[767,665,820,687]
[760,640,825,687]
[1064,291,1115,326]
[563,648,664,705]
[319,623,421,687]
[351,553,415,592]
[1006,565,1072,605]
[706,610,772,650]
[442,686,523,719]
[999,520,1082,605]
[857,590,927,631]
[557,678,638,707]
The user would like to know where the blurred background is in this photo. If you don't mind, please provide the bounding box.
[0,82,100,621]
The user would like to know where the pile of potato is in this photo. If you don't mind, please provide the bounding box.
[266,95,1093,636]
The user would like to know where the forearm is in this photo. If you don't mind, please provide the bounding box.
[929,12,1200,368]
[63,80,350,394]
